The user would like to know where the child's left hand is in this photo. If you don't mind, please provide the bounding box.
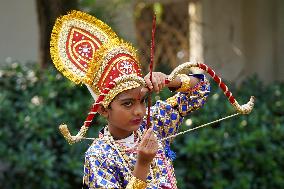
[144,72,168,93]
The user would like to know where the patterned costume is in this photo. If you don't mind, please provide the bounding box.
[84,74,210,188]
[50,10,254,189]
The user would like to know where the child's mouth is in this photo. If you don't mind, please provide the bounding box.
[130,118,142,125]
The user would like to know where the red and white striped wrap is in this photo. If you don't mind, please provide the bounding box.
[166,61,255,115]
[198,63,235,103]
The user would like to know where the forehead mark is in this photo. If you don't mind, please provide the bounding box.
[116,87,147,101]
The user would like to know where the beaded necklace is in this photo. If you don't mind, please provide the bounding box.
[104,126,158,186]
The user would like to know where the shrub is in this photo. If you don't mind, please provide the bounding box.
[0,63,104,189]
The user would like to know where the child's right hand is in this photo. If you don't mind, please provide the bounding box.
[137,128,158,166]
[132,128,158,181]
[144,72,168,93]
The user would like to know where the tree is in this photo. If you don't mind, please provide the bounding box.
[35,0,78,68]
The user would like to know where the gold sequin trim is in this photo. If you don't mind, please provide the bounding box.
[126,176,147,189]
[166,96,177,107]
[102,76,146,107]
[50,10,118,85]
[176,74,191,92]
[86,39,140,94]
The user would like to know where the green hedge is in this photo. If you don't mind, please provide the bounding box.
[0,63,283,189]
[0,63,104,189]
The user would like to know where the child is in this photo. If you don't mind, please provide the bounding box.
[50,11,210,188]
[84,72,209,188]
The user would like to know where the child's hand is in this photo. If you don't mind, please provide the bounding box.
[137,128,158,166]
[144,72,168,93]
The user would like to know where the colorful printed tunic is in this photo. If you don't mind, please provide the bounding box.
[83,74,210,188]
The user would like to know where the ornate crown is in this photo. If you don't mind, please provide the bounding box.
[50,10,145,144]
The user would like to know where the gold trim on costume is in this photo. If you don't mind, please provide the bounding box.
[126,176,147,189]
[166,96,178,107]
[176,74,191,92]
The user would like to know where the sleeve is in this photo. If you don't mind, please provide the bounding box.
[151,74,210,145]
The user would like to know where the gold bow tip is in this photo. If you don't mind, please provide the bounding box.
[59,124,89,145]
[234,96,256,114]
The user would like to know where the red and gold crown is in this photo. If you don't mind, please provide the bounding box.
[86,39,145,107]
[50,10,145,144]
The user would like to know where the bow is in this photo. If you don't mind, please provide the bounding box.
[160,61,255,141]
[166,62,255,114]
[60,15,255,144]
[146,14,255,137]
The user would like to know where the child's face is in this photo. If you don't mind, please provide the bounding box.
[105,86,148,139]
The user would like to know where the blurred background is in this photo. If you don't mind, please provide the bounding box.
[0,0,283,188]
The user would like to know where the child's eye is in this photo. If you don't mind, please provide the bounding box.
[123,101,133,107]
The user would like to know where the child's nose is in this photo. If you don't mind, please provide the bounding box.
[134,104,145,116]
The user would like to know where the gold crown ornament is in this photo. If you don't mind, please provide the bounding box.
[50,10,146,144]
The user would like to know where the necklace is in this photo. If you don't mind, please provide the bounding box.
[104,126,158,185]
